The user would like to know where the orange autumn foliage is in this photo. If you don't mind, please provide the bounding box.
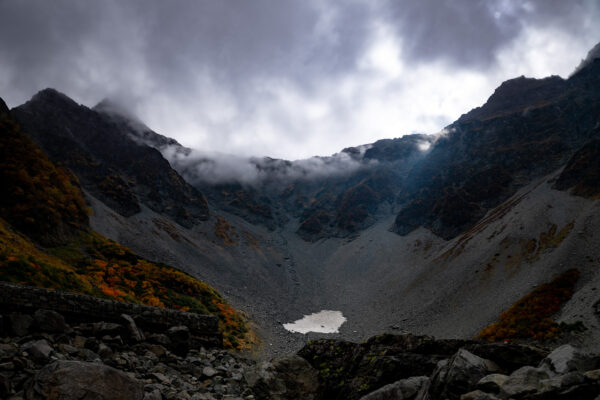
[479,268,579,342]
[0,223,248,349]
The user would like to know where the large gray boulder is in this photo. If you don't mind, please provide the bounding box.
[359,376,429,400]
[120,314,145,342]
[25,360,143,400]
[459,390,501,400]
[244,355,319,400]
[475,373,508,394]
[8,312,33,336]
[22,339,54,364]
[33,309,68,333]
[499,366,551,398]
[429,349,501,400]
[167,325,190,357]
[540,344,600,374]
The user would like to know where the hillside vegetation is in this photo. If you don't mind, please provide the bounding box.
[478,268,580,341]
[0,104,248,349]
[0,112,88,244]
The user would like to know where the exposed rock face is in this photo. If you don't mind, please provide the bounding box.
[25,360,144,400]
[553,139,600,198]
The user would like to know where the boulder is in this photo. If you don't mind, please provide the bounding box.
[359,376,429,400]
[22,339,54,364]
[92,322,123,337]
[121,314,145,342]
[459,390,501,400]
[166,325,190,357]
[8,312,33,336]
[584,369,600,381]
[25,360,143,400]
[500,366,551,398]
[33,309,68,333]
[202,366,218,378]
[465,343,548,373]
[429,349,501,400]
[244,355,319,400]
[476,373,508,393]
[540,344,600,374]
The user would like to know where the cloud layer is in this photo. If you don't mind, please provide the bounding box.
[0,0,599,159]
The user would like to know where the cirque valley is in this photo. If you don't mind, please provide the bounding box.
[4,42,600,358]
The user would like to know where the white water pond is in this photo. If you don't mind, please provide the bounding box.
[283,310,347,334]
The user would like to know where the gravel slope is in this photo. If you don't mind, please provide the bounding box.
[89,170,600,359]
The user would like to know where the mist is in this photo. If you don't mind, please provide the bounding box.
[162,146,375,187]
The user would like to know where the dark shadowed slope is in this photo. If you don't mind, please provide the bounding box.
[393,56,600,239]
[12,89,208,228]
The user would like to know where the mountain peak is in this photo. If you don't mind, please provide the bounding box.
[32,88,74,102]
[572,41,600,76]
[0,97,9,116]
[459,74,565,122]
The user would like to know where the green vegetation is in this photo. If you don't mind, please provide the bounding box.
[479,268,579,341]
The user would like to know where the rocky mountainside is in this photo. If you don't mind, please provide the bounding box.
[393,57,600,240]
[109,56,600,246]
[0,101,248,349]
[12,90,208,228]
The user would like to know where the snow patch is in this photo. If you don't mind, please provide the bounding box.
[283,310,347,334]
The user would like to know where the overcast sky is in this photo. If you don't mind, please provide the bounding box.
[0,0,599,160]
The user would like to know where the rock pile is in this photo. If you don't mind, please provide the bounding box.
[0,308,256,399]
[1,309,599,400]
[298,334,600,400]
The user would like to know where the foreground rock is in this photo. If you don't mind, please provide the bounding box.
[25,360,143,400]
[244,355,319,400]
[2,305,599,400]
[299,334,600,400]
[0,308,256,400]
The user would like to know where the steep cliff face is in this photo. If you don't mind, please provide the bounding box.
[12,89,209,228]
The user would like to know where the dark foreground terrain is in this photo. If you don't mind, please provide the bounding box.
[2,304,600,399]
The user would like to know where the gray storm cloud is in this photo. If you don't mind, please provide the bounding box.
[0,0,599,159]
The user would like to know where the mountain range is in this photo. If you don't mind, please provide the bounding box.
[1,41,600,359]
